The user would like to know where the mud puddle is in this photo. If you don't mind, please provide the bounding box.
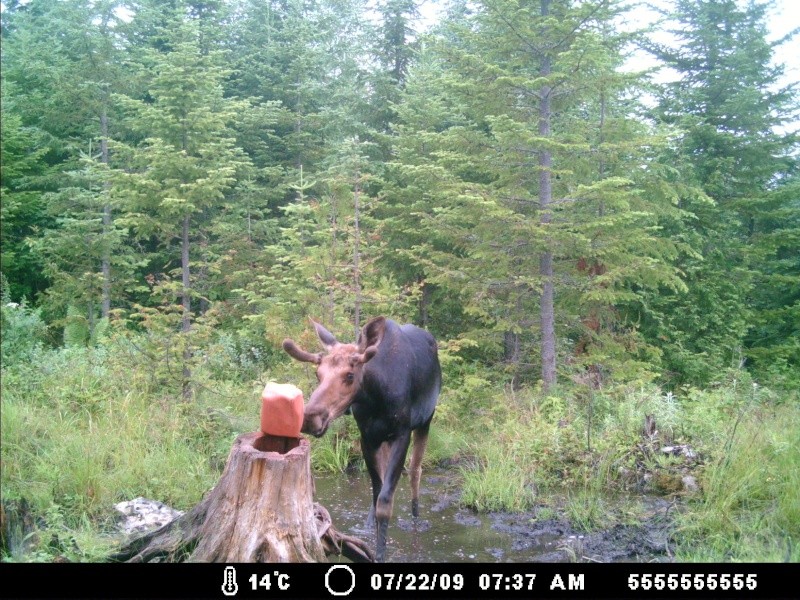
[314,469,675,563]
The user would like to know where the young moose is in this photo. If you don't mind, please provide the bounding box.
[283,317,441,562]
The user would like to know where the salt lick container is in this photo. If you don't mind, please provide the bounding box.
[260,382,305,438]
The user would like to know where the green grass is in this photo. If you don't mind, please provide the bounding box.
[0,339,258,561]
[674,405,800,561]
[2,335,797,562]
[459,443,535,512]
[309,419,360,473]
[564,455,616,531]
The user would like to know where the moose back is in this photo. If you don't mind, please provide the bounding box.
[283,316,441,562]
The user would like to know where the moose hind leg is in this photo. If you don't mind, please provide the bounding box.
[409,424,431,518]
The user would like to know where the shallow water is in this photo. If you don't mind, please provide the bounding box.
[313,469,562,563]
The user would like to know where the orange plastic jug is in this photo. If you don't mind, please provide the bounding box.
[260,382,305,438]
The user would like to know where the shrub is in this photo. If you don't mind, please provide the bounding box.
[1,297,47,366]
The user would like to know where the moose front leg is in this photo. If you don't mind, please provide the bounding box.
[373,432,412,562]
[363,441,390,528]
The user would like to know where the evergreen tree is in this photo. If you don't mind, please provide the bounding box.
[370,0,420,139]
[0,88,53,302]
[390,0,685,386]
[1,0,133,323]
[743,177,800,386]
[642,0,799,384]
[114,16,253,395]
[32,150,136,340]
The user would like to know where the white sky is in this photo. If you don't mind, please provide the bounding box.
[418,0,800,89]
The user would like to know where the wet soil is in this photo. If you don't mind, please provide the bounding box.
[314,468,676,563]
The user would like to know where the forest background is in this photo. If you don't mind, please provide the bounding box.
[1,0,798,563]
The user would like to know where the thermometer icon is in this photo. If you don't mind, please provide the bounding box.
[222,565,238,596]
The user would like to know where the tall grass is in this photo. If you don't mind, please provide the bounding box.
[309,418,360,473]
[3,323,797,562]
[460,443,535,512]
[446,373,799,564]
[564,453,617,532]
[0,338,258,561]
[675,405,800,561]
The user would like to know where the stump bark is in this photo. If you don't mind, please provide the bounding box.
[112,432,330,562]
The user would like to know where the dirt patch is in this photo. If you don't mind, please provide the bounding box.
[314,469,679,563]
[486,496,676,562]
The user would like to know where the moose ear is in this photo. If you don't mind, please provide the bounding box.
[360,316,386,347]
[358,317,386,363]
[312,319,338,350]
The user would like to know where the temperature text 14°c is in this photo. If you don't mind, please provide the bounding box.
[250,572,291,591]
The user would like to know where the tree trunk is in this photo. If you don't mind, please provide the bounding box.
[181,214,191,333]
[110,433,358,563]
[418,277,431,328]
[101,108,112,319]
[352,168,362,338]
[538,0,557,390]
[181,214,192,400]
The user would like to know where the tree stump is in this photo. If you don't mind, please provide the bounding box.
[112,432,326,562]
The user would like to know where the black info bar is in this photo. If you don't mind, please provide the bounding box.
[0,562,790,599]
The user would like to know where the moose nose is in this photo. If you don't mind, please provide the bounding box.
[301,410,328,438]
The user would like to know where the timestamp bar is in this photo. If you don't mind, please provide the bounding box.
[0,562,789,599]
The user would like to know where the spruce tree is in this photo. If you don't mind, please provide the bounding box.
[389,0,685,386]
[114,16,252,396]
[642,0,798,384]
[0,88,53,302]
[1,0,131,321]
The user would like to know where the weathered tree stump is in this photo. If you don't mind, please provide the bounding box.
[111,432,370,563]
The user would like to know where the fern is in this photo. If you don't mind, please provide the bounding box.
[90,318,110,346]
[63,306,89,347]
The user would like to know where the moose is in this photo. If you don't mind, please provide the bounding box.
[283,316,441,562]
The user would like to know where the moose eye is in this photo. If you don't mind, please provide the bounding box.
[344,372,354,385]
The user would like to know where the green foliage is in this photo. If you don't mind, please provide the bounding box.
[1,0,798,564]
[460,443,535,513]
[0,277,48,365]
[675,405,800,561]
[640,0,799,387]
[564,487,612,532]
[0,334,261,560]
[0,92,53,302]
[309,418,362,474]
[3,0,796,391]
[384,0,692,387]
[744,177,800,388]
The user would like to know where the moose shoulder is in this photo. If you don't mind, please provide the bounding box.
[282,317,441,562]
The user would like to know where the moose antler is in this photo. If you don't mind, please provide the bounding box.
[282,339,322,364]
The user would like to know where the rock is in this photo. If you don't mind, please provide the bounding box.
[114,497,184,536]
[660,445,697,459]
[681,475,700,493]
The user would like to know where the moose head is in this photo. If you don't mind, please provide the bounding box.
[282,317,386,437]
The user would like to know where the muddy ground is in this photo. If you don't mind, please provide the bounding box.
[423,477,675,563]
[316,468,679,563]
[481,503,675,563]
